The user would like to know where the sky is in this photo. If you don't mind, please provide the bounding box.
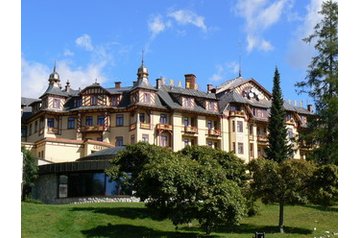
[21,0,327,106]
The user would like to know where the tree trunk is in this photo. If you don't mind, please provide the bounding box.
[279,200,284,233]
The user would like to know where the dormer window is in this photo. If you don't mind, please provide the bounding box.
[143,93,151,104]
[207,101,216,111]
[182,97,194,108]
[90,96,97,106]
[53,98,60,109]
[74,98,82,107]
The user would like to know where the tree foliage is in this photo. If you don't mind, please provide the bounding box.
[106,143,248,234]
[296,0,338,164]
[248,158,315,233]
[265,67,293,162]
[307,164,338,206]
[22,147,39,201]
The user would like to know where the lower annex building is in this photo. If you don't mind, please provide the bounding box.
[21,62,313,165]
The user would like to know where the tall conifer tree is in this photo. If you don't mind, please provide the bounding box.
[296,0,338,164]
[265,67,293,163]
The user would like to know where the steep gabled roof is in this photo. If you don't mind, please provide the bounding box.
[40,85,68,98]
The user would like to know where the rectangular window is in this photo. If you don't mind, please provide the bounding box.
[237,121,243,133]
[288,128,294,139]
[47,118,54,128]
[208,101,216,111]
[142,134,149,143]
[34,121,38,133]
[116,114,124,126]
[182,97,193,108]
[249,125,253,135]
[58,175,68,198]
[160,135,168,147]
[184,138,190,147]
[207,120,213,129]
[85,116,93,126]
[111,96,118,106]
[232,121,235,132]
[131,135,135,144]
[67,117,75,129]
[143,93,151,103]
[115,136,124,146]
[53,98,60,108]
[74,98,81,107]
[139,113,145,123]
[183,117,190,126]
[28,124,32,136]
[97,116,105,125]
[232,142,236,153]
[160,114,168,124]
[237,143,244,154]
[90,96,97,106]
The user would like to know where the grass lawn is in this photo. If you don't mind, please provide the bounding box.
[21,201,337,238]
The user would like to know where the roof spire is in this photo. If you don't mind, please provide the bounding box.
[238,41,243,77]
[53,61,57,73]
[141,49,144,66]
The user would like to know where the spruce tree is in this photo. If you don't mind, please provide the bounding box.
[295,0,338,165]
[265,67,293,163]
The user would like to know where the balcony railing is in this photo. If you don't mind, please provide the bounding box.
[140,122,151,130]
[208,128,221,137]
[230,110,245,117]
[47,127,59,134]
[81,125,105,132]
[156,123,173,131]
[286,118,295,125]
[129,123,136,131]
[184,125,198,134]
[257,135,268,142]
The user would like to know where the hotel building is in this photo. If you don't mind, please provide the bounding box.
[21,62,313,165]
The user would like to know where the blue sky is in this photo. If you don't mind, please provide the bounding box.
[21,0,325,106]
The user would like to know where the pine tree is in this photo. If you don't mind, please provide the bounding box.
[295,0,338,165]
[265,67,293,163]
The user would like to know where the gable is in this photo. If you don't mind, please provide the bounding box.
[234,80,271,101]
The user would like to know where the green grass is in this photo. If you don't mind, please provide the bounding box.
[21,201,337,238]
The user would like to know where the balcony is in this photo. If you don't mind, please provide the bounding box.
[257,135,268,142]
[47,127,59,134]
[140,122,151,130]
[208,128,221,137]
[129,123,136,131]
[286,118,295,125]
[81,125,105,132]
[184,125,198,134]
[156,123,173,131]
[230,110,245,117]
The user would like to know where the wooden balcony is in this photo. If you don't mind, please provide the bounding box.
[81,125,105,132]
[47,127,59,134]
[208,128,221,137]
[156,123,173,131]
[140,122,151,130]
[257,135,268,142]
[184,125,198,134]
[129,123,136,131]
[230,110,245,117]
[286,118,295,125]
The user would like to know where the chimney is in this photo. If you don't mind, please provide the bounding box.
[65,80,71,93]
[156,77,165,89]
[184,74,196,90]
[307,104,313,112]
[207,84,213,93]
[133,81,137,86]
[114,81,121,89]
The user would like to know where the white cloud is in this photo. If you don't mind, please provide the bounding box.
[233,0,288,52]
[63,49,74,57]
[168,9,207,32]
[148,15,170,38]
[21,57,108,98]
[210,61,241,82]
[75,34,94,51]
